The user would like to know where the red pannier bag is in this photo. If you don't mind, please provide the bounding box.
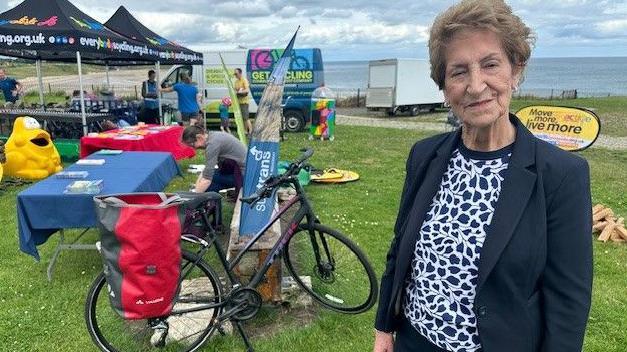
[93,193,188,320]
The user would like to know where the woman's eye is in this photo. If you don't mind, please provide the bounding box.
[451,70,465,77]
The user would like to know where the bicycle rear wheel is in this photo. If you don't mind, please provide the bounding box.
[284,223,378,314]
[85,250,223,352]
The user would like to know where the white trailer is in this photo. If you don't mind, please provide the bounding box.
[366,58,444,116]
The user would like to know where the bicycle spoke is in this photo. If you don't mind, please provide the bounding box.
[284,224,377,313]
[85,251,223,352]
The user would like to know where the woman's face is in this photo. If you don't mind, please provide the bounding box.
[443,29,521,129]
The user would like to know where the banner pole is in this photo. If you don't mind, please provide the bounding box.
[35,59,45,110]
[156,61,163,125]
[77,51,88,136]
[105,63,110,88]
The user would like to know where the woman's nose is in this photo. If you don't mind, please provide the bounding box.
[466,69,487,96]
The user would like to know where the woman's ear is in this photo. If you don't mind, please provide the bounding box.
[512,64,524,90]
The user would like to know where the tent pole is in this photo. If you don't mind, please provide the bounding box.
[35,59,45,110]
[105,63,110,88]
[156,61,163,125]
[76,51,88,136]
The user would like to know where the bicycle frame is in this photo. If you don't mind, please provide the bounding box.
[173,177,325,315]
[224,178,319,288]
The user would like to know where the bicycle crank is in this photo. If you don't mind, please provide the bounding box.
[226,288,262,321]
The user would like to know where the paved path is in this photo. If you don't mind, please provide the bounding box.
[337,114,627,151]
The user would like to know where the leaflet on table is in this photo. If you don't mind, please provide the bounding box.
[96,149,123,155]
[64,180,104,194]
[112,134,144,140]
[76,159,106,165]
[55,171,89,179]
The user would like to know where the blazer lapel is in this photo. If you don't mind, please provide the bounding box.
[476,116,537,292]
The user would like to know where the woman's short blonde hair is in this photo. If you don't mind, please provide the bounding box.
[429,0,535,89]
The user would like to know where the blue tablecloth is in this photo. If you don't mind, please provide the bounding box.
[17,151,181,260]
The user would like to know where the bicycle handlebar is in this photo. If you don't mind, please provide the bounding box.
[294,148,314,166]
[240,148,314,205]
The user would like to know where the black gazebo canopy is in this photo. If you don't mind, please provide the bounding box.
[105,6,202,65]
[0,0,158,64]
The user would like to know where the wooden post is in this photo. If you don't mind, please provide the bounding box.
[356,88,360,107]
[227,193,283,303]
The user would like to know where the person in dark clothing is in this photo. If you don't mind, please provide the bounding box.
[374,1,592,352]
[0,69,22,106]
[140,70,160,124]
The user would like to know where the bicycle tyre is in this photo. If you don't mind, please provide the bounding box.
[283,223,378,314]
[85,250,224,352]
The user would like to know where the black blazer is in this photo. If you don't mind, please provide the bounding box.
[375,115,593,352]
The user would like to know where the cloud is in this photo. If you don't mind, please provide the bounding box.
[0,0,625,59]
[597,19,627,34]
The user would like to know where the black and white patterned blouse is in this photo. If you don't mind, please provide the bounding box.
[403,142,513,352]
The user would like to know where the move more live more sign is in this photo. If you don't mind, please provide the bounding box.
[515,105,601,152]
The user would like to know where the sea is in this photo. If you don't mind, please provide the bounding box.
[323,57,627,98]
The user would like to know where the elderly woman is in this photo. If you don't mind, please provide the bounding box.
[373,1,593,352]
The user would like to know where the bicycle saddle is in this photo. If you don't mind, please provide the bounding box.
[174,191,222,209]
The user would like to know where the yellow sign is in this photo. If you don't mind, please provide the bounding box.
[515,105,601,152]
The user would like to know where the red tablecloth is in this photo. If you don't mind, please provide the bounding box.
[80,125,195,160]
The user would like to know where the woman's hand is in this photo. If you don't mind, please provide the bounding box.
[373,330,394,352]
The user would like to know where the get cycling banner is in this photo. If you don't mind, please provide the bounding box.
[220,53,247,146]
[248,48,314,85]
[239,28,298,237]
[0,0,159,63]
[515,105,601,152]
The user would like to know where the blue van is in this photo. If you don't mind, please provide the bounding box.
[246,48,324,131]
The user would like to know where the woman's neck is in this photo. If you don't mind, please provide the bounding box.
[461,115,516,152]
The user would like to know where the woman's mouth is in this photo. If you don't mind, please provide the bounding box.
[466,99,492,108]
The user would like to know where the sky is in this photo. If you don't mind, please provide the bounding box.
[2,0,627,61]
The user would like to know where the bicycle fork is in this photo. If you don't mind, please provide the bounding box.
[308,225,336,279]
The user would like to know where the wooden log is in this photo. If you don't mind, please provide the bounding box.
[592,204,605,215]
[593,208,614,222]
[598,221,616,242]
[615,225,627,241]
[610,229,622,242]
[592,221,608,232]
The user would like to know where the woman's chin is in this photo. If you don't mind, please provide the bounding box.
[459,111,508,129]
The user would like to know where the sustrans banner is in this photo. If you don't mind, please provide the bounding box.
[515,105,601,152]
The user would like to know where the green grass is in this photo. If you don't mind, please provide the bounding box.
[0,126,625,351]
[341,96,627,137]
[0,61,101,78]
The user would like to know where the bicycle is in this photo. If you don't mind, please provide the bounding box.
[85,148,378,352]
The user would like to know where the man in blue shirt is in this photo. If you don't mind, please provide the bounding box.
[140,70,160,124]
[160,72,202,126]
[0,69,22,106]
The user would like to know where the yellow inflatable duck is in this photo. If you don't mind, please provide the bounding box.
[3,117,62,180]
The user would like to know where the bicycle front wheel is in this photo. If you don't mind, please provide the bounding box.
[284,223,378,314]
[85,250,223,352]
